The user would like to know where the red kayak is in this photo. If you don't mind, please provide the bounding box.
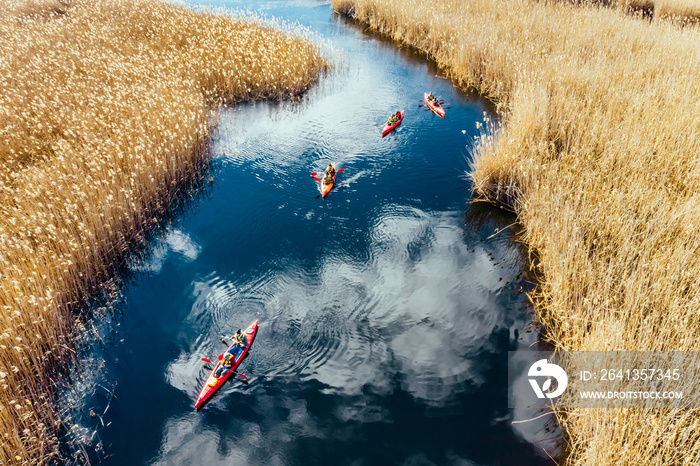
[195,320,259,410]
[382,110,404,136]
[424,92,445,118]
[321,162,337,199]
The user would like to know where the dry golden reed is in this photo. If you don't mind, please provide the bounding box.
[593,0,700,25]
[653,0,700,23]
[0,0,326,463]
[334,0,700,463]
[542,0,700,26]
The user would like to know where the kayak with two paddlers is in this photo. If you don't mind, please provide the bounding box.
[321,162,336,199]
[382,110,404,136]
[424,92,445,118]
[195,319,259,410]
[311,163,345,199]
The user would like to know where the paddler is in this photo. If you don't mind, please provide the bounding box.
[214,353,233,378]
[323,164,336,185]
[220,329,249,361]
[427,92,437,103]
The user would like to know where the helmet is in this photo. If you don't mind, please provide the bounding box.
[223,353,232,361]
[236,329,242,335]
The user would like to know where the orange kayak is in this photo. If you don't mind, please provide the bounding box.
[424,92,445,118]
[382,110,404,136]
[321,162,337,199]
[195,320,259,410]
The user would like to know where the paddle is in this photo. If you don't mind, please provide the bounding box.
[217,335,252,352]
[311,168,344,180]
[201,357,249,380]
[421,101,450,110]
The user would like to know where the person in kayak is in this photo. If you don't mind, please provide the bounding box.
[427,93,438,103]
[214,353,233,378]
[323,164,336,185]
[221,329,249,361]
[388,111,401,125]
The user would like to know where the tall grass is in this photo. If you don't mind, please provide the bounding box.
[544,0,700,27]
[333,0,700,463]
[588,0,700,26]
[654,0,700,24]
[0,0,327,463]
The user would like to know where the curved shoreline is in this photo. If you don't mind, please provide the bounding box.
[0,0,327,463]
[331,0,700,463]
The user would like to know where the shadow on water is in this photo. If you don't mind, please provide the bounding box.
[59,0,564,464]
[462,200,564,462]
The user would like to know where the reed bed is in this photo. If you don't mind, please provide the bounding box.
[0,0,326,463]
[604,0,700,24]
[333,0,700,463]
[653,0,700,23]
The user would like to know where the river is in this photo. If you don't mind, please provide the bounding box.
[65,1,558,464]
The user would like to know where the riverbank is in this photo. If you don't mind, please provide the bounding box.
[332,0,700,463]
[0,0,327,463]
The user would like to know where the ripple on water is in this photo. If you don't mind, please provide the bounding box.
[187,274,240,330]
[171,202,522,411]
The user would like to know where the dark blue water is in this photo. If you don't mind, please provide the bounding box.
[66,1,560,464]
